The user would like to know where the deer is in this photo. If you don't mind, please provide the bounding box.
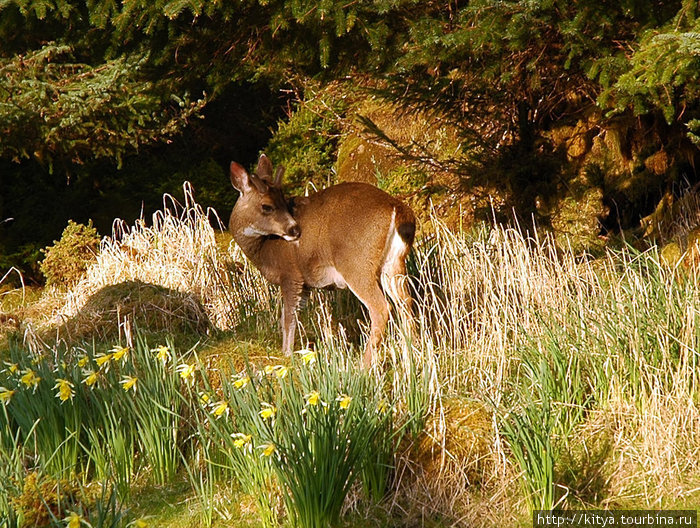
[228,153,416,367]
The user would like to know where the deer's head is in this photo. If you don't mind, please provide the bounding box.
[229,154,301,241]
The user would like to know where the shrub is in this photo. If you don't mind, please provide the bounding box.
[40,220,100,287]
[265,84,348,194]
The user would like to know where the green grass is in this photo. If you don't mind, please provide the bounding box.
[4,188,700,526]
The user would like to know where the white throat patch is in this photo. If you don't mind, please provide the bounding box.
[242,226,268,237]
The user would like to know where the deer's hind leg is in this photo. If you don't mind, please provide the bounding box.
[346,278,390,368]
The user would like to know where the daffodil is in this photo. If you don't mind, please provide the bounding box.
[95,353,113,368]
[65,512,82,528]
[5,362,18,374]
[152,345,171,364]
[233,376,250,389]
[305,390,322,407]
[211,400,229,418]
[20,369,40,389]
[31,354,45,366]
[231,433,252,450]
[132,519,149,528]
[199,392,210,405]
[259,443,276,457]
[259,402,276,420]
[0,387,15,404]
[263,364,288,379]
[83,371,99,387]
[54,378,75,402]
[111,345,129,362]
[337,394,352,409]
[77,356,89,368]
[177,362,196,382]
[121,376,138,392]
[297,349,316,365]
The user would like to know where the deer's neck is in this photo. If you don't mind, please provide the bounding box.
[232,228,290,285]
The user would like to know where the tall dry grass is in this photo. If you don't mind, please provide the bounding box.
[22,184,700,522]
[41,183,277,334]
[408,218,700,517]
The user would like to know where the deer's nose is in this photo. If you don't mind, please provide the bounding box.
[286,224,301,240]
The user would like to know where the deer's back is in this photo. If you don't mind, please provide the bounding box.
[291,182,415,287]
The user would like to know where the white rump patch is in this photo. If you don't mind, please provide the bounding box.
[381,209,407,277]
[382,231,408,276]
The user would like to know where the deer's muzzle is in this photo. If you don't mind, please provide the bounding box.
[283,223,301,241]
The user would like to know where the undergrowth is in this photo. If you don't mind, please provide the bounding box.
[1,186,700,525]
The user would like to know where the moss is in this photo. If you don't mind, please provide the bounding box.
[12,471,94,527]
[550,187,606,254]
[412,397,493,485]
[54,280,211,344]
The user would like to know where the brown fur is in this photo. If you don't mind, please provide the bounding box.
[228,154,415,366]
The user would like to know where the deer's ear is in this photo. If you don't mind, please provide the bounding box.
[256,153,274,181]
[230,162,252,193]
[273,165,285,187]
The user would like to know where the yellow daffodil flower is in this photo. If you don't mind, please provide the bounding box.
[65,511,82,528]
[273,365,288,379]
[233,376,249,389]
[84,371,99,387]
[297,349,316,365]
[177,362,196,382]
[211,400,229,418]
[264,365,274,375]
[231,433,252,450]
[260,443,276,457]
[305,390,322,407]
[111,345,129,362]
[152,345,171,364]
[5,363,18,374]
[337,394,352,409]
[54,378,75,402]
[121,376,137,392]
[0,387,15,404]
[95,353,113,368]
[259,402,276,420]
[77,357,89,368]
[132,519,149,528]
[20,369,40,389]
[199,392,210,405]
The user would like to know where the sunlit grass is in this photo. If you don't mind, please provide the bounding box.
[3,185,700,525]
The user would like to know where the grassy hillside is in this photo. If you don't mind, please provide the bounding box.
[1,185,700,526]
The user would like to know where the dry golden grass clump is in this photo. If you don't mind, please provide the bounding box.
[54,280,211,343]
[24,183,276,342]
[412,397,493,485]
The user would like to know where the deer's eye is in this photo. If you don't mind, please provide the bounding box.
[261,204,274,215]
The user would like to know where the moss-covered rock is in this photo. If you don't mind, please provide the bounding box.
[54,280,211,343]
[411,397,493,485]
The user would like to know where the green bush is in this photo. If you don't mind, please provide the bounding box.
[265,86,348,194]
[40,220,100,287]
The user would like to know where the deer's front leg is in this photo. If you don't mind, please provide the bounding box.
[280,282,302,356]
